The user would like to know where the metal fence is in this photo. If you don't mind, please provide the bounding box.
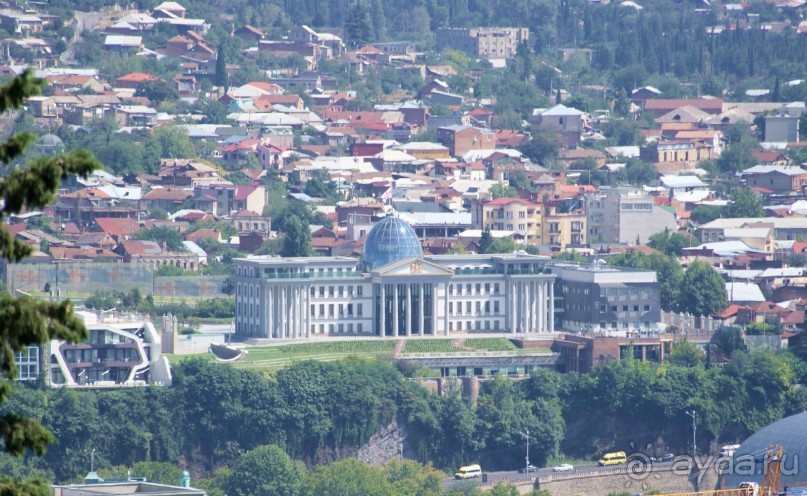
[3,262,227,299]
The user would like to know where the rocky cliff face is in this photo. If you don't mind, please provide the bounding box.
[358,420,407,465]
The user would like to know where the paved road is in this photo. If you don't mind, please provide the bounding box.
[61,9,102,64]
[442,461,677,490]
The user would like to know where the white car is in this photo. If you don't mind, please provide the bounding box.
[553,463,574,472]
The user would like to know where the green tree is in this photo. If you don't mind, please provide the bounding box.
[345,4,373,47]
[691,205,722,225]
[487,483,521,496]
[152,125,195,159]
[281,216,313,257]
[490,183,518,199]
[135,80,179,105]
[609,251,684,311]
[303,458,391,496]
[668,339,703,367]
[215,45,228,91]
[478,227,494,254]
[135,226,187,252]
[648,229,691,257]
[382,459,443,496]
[0,70,99,496]
[723,188,764,218]
[224,445,305,496]
[519,126,560,165]
[304,168,338,202]
[679,260,728,316]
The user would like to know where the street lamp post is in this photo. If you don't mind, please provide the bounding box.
[686,410,697,460]
[522,429,530,472]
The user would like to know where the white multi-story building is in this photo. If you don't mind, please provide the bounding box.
[47,312,172,387]
[235,216,556,339]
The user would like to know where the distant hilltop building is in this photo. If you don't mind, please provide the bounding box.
[436,27,529,59]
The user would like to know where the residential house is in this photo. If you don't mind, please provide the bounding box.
[558,149,607,169]
[436,27,530,59]
[258,41,322,70]
[543,200,586,250]
[142,187,193,213]
[435,125,496,157]
[157,159,223,186]
[103,35,143,53]
[54,188,143,228]
[114,105,158,127]
[642,98,725,118]
[742,165,807,194]
[428,90,464,107]
[153,1,187,18]
[0,14,44,35]
[230,209,270,235]
[640,139,715,168]
[472,197,544,243]
[752,150,790,165]
[116,72,161,90]
[764,115,800,143]
[46,75,106,94]
[534,104,585,146]
[94,217,141,242]
[116,240,202,271]
[288,25,344,58]
[234,24,265,42]
[585,187,678,245]
[193,184,266,216]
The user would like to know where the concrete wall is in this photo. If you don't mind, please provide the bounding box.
[533,464,719,496]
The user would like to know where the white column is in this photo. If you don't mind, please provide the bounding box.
[266,286,275,339]
[393,284,399,337]
[549,281,555,333]
[305,287,311,338]
[280,286,286,338]
[539,282,545,332]
[510,281,517,334]
[433,283,442,336]
[541,283,549,332]
[288,286,293,338]
[418,283,425,336]
[380,284,386,337]
[406,283,412,337]
[526,282,532,333]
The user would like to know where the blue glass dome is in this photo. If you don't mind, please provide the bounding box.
[362,216,423,270]
[726,411,807,488]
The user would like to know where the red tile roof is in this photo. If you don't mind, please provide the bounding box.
[234,185,258,201]
[116,72,161,84]
[95,217,140,237]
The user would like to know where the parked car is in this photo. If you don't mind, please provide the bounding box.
[519,464,538,473]
[553,463,574,472]
[650,453,675,463]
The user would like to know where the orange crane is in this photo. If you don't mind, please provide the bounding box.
[651,444,783,496]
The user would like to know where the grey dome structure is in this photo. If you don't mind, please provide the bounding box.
[726,412,807,488]
[361,215,423,270]
[37,134,64,155]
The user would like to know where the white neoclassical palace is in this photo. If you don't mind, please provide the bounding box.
[234,216,556,339]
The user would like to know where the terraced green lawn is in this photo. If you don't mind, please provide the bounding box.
[167,338,550,372]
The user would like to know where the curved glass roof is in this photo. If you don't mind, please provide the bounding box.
[362,216,423,270]
[726,412,807,488]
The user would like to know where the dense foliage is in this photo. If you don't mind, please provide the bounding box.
[0,71,100,496]
[1,351,805,487]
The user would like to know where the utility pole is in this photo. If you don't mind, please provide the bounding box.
[686,410,697,460]
[522,429,530,471]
